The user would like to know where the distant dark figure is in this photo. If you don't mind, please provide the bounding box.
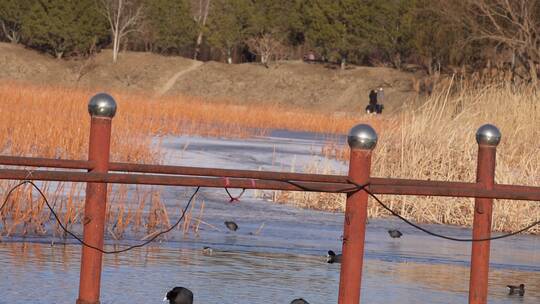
[326,250,342,264]
[369,90,378,105]
[507,284,525,296]
[388,229,403,238]
[225,221,238,231]
[165,287,193,304]
[366,89,384,114]
[377,87,384,103]
[290,298,310,304]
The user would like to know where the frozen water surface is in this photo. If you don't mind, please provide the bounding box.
[0,131,538,303]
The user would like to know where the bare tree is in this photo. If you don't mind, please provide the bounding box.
[1,20,20,43]
[246,33,287,68]
[99,0,143,63]
[443,0,540,83]
[0,0,32,44]
[193,0,210,60]
[74,38,99,82]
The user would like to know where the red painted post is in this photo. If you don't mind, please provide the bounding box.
[468,124,501,304]
[338,124,377,304]
[77,93,117,304]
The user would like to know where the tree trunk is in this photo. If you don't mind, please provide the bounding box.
[6,30,20,43]
[392,52,401,69]
[112,32,119,63]
[528,59,537,84]
[194,33,203,60]
[340,58,346,70]
[10,32,19,44]
[427,56,433,75]
[1,22,19,43]
[194,0,210,60]
[261,53,270,68]
[6,30,19,43]
[227,49,232,64]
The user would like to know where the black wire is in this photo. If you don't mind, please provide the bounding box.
[224,187,246,202]
[279,179,359,194]
[347,180,539,242]
[1,177,538,246]
[281,179,539,242]
[0,181,31,213]
[0,180,200,254]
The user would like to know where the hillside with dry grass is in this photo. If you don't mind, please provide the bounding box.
[0,43,417,113]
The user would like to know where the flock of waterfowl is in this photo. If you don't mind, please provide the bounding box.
[163,221,525,303]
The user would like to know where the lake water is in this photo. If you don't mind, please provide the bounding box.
[0,131,538,303]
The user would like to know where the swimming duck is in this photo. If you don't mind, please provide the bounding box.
[164,287,193,304]
[225,221,238,231]
[326,250,342,264]
[507,284,525,296]
[388,229,402,238]
[290,298,310,304]
[202,246,213,255]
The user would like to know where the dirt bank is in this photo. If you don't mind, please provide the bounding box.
[0,43,417,112]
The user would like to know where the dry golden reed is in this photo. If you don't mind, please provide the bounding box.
[273,82,539,234]
[0,80,538,236]
[2,80,370,239]
[0,81,209,238]
[0,80,388,155]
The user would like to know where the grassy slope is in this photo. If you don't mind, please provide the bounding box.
[0,43,417,112]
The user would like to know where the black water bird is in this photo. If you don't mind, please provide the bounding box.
[507,284,525,296]
[225,221,238,231]
[290,298,310,304]
[164,287,193,304]
[326,250,342,264]
[388,229,403,238]
[202,246,213,255]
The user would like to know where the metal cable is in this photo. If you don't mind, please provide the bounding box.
[0,180,200,254]
[348,180,539,242]
[0,177,538,251]
[282,179,539,242]
[224,187,246,202]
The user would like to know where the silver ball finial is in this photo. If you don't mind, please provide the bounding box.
[348,124,378,150]
[476,124,501,146]
[88,93,117,118]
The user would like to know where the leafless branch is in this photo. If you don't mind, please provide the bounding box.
[98,0,144,63]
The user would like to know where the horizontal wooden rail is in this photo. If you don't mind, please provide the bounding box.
[0,168,348,192]
[0,156,92,171]
[0,155,507,189]
[1,167,539,201]
[0,155,348,183]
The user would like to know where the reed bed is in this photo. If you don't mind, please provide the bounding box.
[0,81,388,145]
[0,80,538,237]
[0,181,206,241]
[272,82,540,234]
[0,80,368,240]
